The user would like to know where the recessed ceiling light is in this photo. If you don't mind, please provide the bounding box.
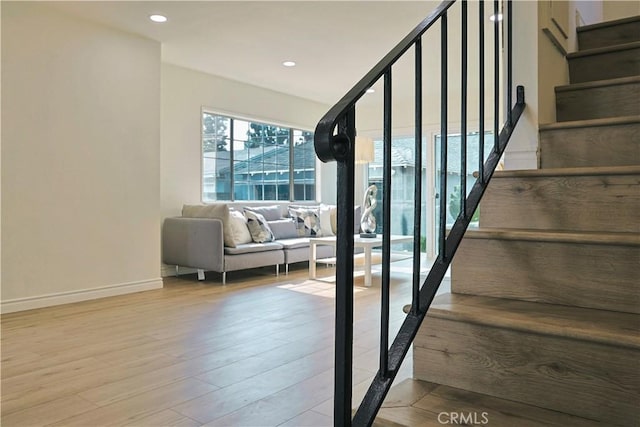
[366,88,375,94]
[489,13,503,22]
[282,61,296,67]
[149,14,168,23]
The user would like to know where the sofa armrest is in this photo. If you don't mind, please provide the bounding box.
[162,217,224,272]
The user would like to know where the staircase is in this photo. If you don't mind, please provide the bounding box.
[375,15,640,427]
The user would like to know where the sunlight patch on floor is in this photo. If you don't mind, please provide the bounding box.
[277,280,367,297]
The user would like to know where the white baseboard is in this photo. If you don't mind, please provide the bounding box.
[1,278,164,314]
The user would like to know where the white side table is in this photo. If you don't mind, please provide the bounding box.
[308,234,413,287]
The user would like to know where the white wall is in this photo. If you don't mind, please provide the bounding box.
[160,63,332,221]
[0,1,3,299]
[603,1,640,21]
[1,3,162,312]
[503,0,540,170]
[511,0,602,169]
[353,1,540,170]
[575,1,605,29]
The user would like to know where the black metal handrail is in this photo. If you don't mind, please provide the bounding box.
[314,1,525,426]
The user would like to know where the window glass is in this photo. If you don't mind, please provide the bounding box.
[367,137,415,239]
[202,115,231,201]
[202,112,315,201]
[292,130,316,201]
[434,131,494,227]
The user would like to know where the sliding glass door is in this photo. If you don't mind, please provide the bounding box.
[434,131,494,253]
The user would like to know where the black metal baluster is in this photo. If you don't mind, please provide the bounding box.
[334,109,356,427]
[412,40,422,315]
[507,0,513,126]
[461,1,468,219]
[440,13,448,260]
[479,0,485,184]
[310,2,529,425]
[494,0,499,154]
[381,69,392,376]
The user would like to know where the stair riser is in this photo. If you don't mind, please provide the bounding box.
[539,122,640,168]
[480,173,640,233]
[414,317,640,425]
[578,20,640,50]
[451,238,640,314]
[568,47,640,84]
[556,81,640,121]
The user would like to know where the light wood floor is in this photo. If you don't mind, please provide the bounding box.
[1,263,417,426]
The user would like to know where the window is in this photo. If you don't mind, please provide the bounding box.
[202,112,315,202]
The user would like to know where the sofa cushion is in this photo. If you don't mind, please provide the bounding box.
[224,241,284,255]
[244,205,283,221]
[268,218,298,240]
[277,237,311,250]
[244,210,275,243]
[182,203,236,248]
[228,209,252,245]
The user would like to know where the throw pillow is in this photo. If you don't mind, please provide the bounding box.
[319,204,336,237]
[288,206,322,237]
[244,210,275,243]
[326,205,362,235]
[228,209,253,245]
[244,205,283,221]
[182,203,235,248]
[267,218,298,240]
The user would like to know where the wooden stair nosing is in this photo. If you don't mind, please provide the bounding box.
[463,228,640,247]
[425,294,640,350]
[539,115,640,131]
[567,40,640,59]
[555,75,640,93]
[493,165,640,178]
[577,15,640,34]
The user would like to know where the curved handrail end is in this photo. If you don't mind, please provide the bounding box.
[314,119,351,163]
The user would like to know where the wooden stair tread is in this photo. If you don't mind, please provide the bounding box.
[493,165,640,178]
[577,15,640,34]
[539,115,640,131]
[463,228,640,246]
[567,40,640,58]
[375,379,600,427]
[555,75,640,92]
[427,294,640,349]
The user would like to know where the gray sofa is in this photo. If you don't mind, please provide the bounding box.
[162,203,358,284]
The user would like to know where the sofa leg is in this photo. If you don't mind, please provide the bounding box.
[275,264,280,277]
[285,264,289,275]
[197,269,205,281]
[222,272,226,285]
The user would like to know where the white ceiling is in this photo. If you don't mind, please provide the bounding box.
[50,1,440,106]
